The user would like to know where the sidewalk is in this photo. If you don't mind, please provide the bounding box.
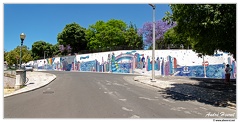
[133,75,236,109]
[4,72,56,98]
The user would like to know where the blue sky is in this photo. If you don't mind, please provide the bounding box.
[4,4,171,51]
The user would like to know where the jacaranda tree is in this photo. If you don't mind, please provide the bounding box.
[138,20,176,49]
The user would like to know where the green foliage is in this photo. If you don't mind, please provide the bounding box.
[164,4,236,58]
[163,28,192,49]
[86,19,143,51]
[22,52,33,63]
[86,20,126,51]
[6,50,18,66]
[4,50,8,61]
[6,46,33,66]
[124,22,143,49]
[32,40,54,60]
[57,22,87,54]
[52,43,61,56]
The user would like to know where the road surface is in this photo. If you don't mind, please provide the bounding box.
[4,71,236,118]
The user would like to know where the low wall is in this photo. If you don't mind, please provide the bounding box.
[4,76,15,88]
[29,50,236,79]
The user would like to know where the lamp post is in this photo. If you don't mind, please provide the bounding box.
[15,33,26,89]
[44,50,49,69]
[19,33,26,69]
[203,55,207,78]
[149,4,156,82]
[44,50,49,60]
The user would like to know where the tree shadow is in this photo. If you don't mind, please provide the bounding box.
[158,79,236,107]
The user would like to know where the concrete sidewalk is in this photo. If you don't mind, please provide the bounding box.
[4,72,56,98]
[133,75,236,109]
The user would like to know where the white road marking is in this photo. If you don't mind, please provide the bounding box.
[199,107,208,110]
[191,110,203,115]
[139,97,158,101]
[178,107,186,110]
[170,107,186,112]
[119,99,127,102]
[170,107,182,111]
[113,83,122,86]
[122,107,133,112]
[163,99,175,103]
[130,115,140,118]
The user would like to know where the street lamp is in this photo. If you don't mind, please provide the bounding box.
[15,33,26,89]
[44,50,49,60]
[19,33,26,69]
[44,50,49,69]
[149,4,156,82]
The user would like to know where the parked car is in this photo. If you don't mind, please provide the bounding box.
[25,65,33,72]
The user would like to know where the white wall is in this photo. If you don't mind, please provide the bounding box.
[74,50,229,66]
[31,49,233,67]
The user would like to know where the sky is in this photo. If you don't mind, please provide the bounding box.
[4,4,171,52]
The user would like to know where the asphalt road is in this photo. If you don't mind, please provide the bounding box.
[4,71,236,118]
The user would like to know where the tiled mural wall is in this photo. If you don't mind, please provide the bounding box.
[31,50,236,79]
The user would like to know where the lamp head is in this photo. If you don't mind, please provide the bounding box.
[20,33,26,41]
[149,4,156,9]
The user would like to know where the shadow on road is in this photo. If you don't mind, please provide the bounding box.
[158,79,236,108]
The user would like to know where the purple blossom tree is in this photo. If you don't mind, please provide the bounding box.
[59,44,72,55]
[138,20,176,48]
[66,44,72,52]
[59,45,65,52]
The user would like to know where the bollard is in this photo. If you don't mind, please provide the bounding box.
[15,69,26,90]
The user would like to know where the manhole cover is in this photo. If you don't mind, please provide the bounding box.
[43,90,54,94]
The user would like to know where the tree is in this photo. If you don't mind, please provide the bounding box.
[22,51,33,63]
[58,44,72,56]
[57,22,87,54]
[4,50,8,61]
[123,22,143,49]
[86,19,143,51]
[163,4,236,58]
[6,46,33,66]
[138,20,176,49]
[32,40,54,60]
[86,19,127,51]
[21,47,33,63]
[163,28,192,49]
[52,43,61,57]
[6,50,18,66]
